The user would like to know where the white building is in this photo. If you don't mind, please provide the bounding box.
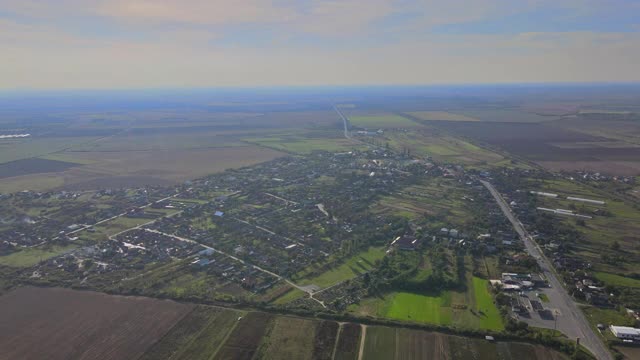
[610,326,640,340]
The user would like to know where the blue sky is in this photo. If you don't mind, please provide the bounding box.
[1,0,639,89]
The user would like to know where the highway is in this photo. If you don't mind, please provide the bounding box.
[480,180,612,360]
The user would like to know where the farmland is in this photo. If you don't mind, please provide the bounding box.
[407,111,480,122]
[0,287,193,360]
[348,113,425,129]
[362,326,568,360]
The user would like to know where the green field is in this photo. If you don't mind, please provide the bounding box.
[594,272,640,288]
[472,277,504,330]
[353,276,503,331]
[272,288,306,304]
[0,243,78,267]
[383,292,453,324]
[349,114,424,129]
[297,247,386,288]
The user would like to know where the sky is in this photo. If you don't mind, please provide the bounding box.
[1,0,640,89]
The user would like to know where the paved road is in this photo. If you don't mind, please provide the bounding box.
[481,180,612,360]
[332,104,351,139]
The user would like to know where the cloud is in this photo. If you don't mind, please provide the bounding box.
[1,0,639,89]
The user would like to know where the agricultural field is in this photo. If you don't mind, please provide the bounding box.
[213,312,274,360]
[255,317,318,360]
[378,128,505,166]
[244,135,362,154]
[436,118,640,175]
[362,326,568,360]
[140,306,242,360]
[334,323,362,360]
[407,111,480,122]
[0,145,285,193]
[348,113,424,129]
[0,287,193,360]
[453,109,561,123]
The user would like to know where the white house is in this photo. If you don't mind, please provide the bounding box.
[610,326,640,341]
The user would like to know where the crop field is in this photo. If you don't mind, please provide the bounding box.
[0,287,193,360]
[362,326,568,360]
[380,129,505,166]
[0,145,285,193]
[407,111,480,122]
[0,158,80,179]
[348,113,424,129]
[256,317,318,360]
[296,247,386,289]
[244,136,362,154]
[453,109,561,123]
[213,312,274,360]
[140,307,242,360]
[436,120,640,175]
[334,323,362,360]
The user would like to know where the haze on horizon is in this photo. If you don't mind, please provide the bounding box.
[2,0,640,90]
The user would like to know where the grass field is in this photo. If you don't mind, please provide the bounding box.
[348,114,424,129]
[352,276,503,331]
[383,292,453,324]
[594,272,640,288]
[0,243,78,267]
[296,247,386,288]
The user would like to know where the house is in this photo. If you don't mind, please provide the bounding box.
[214,211,224,217]
[391,235,420,251]
[610,326,640,341]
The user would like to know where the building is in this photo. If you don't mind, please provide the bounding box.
[610,326,640,341]
[391,235,420,251]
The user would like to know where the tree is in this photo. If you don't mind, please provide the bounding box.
[611,241,621,251]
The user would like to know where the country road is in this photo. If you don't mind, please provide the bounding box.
[333,104,351,139]
[480,180,612,360]
[143,228,327,308]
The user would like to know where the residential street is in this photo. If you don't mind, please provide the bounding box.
[480,180,612,360]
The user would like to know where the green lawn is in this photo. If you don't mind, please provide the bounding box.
[272,288,306,305]
[382,292,453,325]
[472,277,504,331]
[297,247,385,288]
[594,272,640,288]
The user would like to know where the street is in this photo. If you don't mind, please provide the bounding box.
[480,180,612,360]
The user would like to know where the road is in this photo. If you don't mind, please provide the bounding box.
[480,180,612,360]
[333,104,351,139]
